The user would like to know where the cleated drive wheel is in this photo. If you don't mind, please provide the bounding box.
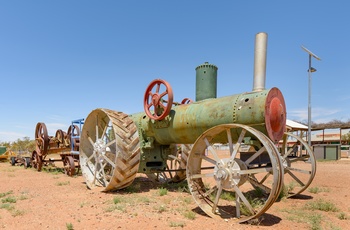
[186,124,283,223]
[63,155,76,176]
[279,132,316,197]
[147,144,191,183]
[79,108,140,191]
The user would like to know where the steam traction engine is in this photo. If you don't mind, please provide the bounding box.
[79,33,316,222]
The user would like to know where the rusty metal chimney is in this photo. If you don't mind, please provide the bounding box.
[253,32,268,91]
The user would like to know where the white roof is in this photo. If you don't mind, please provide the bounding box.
[286,119,308,131]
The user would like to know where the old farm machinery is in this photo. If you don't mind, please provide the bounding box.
[79,32,316,223]
[9,151,32,168]
[32,119,84,176]
[0,147,19,163]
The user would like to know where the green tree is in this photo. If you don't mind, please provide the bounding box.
[1,137,35,153]
[342,132,350,145]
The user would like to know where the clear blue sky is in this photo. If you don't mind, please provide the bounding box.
[1,1,349,142]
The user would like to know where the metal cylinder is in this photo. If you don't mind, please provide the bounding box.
[131,87,286,145]
[253,32,268,92]
[195,62,218,101]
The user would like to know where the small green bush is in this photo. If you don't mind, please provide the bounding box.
[0,203,14,211]
[0,190,13,198]
[305,199,339,212]
[183,210,196,220]
[56,181,70,186]
[1,196,17,203]
[337,212,348,220]
[158,187,168,196]
[308,213,322,230]
[154,204,167,213]
[113,197,121,204]
[169,221,186,227]
[308,186,330,194]
[183,197,192,204]
[220,191,235,201]
[11,209,25,217]
[66,222,74,230]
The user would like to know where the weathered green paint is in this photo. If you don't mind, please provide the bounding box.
[130,89,271,145]
[195,62,218,101]
[130,85,285,173]
[138,142,174,174]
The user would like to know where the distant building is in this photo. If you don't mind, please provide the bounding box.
[285,119,349,145]
[285,119,349,158]
[311,132,348,145]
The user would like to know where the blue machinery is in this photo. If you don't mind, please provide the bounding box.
[70,118,84,155]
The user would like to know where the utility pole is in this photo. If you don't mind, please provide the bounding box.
[301,46,321,147]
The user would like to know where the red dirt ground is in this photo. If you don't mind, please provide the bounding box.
[0,159,350,230]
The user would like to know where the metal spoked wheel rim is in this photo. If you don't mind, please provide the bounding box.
[35,122,49,156]
[186,124,283,223]
[31,151,43,171]
[79,108,140,191]
[64,156,76,176]
[279,132,316,197]
[31,151,38,169]
[55,129,65,146]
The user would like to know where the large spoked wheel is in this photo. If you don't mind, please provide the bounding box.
[147,144,191,183]
[279,132,316,197]
[35,122,49,156]
[63,156,76,176]
[55,129,66,147]
[79,108,140,191]
[31,151,38,169]
[144,79,173,120]
[31,151,43,171]
[187,124,283,223]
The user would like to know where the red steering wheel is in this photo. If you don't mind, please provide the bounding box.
[144,79,173,120]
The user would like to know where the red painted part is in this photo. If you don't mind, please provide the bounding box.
[181,98,193,104]
[143,79,174,120]
[264,87,286,143]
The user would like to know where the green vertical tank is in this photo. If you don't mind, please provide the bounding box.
[195,62,218,101]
